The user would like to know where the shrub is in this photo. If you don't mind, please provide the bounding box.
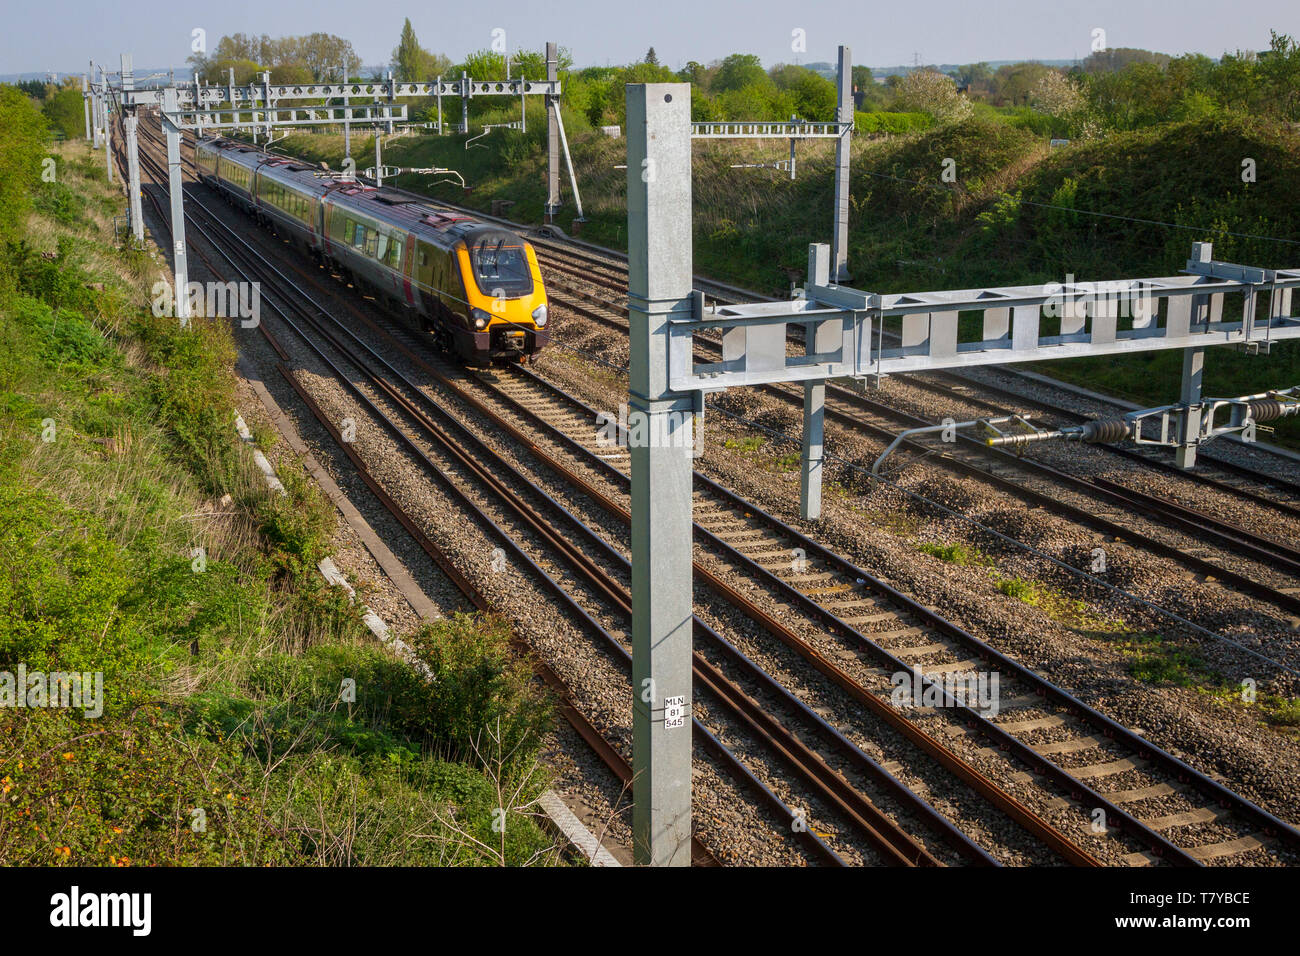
[404,613,552,772]
[0,86,47,244]
[41,87,85,141]
[894,69,974,123]
[855,111,933,134]
[255,462,336,582]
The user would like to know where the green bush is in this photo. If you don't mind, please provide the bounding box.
[130,309,240,493]
[255,463,336,582]
[404,613,552,772]
[41,88,85,142]
[33,179,86,227]
[0,87,48,245]
[994,104,1067,138]
[854,111,933,134]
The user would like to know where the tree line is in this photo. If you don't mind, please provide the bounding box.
[45,21,1300,143]
[881,31,1300,137]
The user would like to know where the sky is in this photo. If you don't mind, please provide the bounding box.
[2,0,1294,77]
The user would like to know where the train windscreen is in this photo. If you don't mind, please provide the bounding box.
[467,235,533,298]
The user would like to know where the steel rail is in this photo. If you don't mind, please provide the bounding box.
[497,359,1300,865]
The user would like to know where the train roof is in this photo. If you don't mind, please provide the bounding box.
[325,186,523,250]
[214,144,269,172]
[256,157,338,195]
[197,138,524,249]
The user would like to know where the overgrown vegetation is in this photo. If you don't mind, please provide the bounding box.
[0,96,558,865]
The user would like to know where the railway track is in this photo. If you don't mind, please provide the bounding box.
[525,236,1300,476]
[126,112,1300,866]
[129,115,1020,867]
[917,370,1300,508]
[535,258,1300,621]
[473,360,1300,866]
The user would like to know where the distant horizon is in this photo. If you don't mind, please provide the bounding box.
[0,0,1291,78]
[0,53,1219,86]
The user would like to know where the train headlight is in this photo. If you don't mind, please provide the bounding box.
[531,304,548,328]
[471,308,491,330]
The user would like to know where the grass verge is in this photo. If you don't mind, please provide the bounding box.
[0,140,559,866]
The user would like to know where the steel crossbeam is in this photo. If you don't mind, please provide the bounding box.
[666,248,1300,395]
[118,78,561,110]
[690,120,852,138]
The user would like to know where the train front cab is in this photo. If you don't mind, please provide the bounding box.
[453,230,548,365]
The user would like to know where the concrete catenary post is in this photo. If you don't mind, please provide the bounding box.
[831,45,852,282]
[121,55,143,243]
[161,87,189,322]
[103,72,113,184]
[546,42,560,221]
[626,83,695,867]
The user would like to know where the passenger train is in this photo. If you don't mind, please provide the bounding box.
[194,138,548,365]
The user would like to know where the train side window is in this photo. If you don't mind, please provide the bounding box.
[416,244,433,287]
[431,249,444,292]
[375,232,389,261]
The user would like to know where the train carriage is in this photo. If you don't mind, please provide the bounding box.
[322,187,548,364]
[194,139,220,185]
[201,140,263,213]
[253,159,331,255]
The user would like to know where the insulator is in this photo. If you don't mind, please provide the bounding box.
[1078,418,1129,444]
[1247,400,1286,423]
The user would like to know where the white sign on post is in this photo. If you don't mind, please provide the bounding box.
[664,695,686,729]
